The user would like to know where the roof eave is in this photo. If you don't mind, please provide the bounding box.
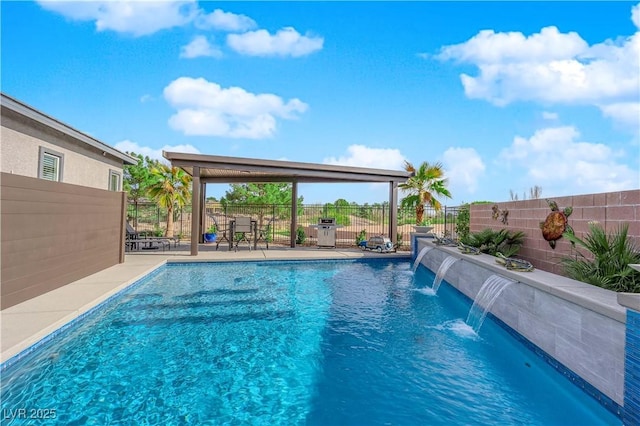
[1,93,137,165]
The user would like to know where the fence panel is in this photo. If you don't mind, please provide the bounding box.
[127,202,462,249]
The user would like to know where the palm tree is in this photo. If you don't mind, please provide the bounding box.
[147,164,192,238]
[399,160,452,224]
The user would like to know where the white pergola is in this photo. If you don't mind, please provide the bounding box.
[163,151,411,256]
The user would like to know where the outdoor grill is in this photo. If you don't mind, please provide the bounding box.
[314,217,340,248]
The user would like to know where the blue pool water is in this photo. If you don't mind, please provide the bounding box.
[1,260,620,425]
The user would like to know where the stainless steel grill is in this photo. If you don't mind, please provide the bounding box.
[315,217,339,248]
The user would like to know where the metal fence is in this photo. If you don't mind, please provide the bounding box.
[127,202,463,250]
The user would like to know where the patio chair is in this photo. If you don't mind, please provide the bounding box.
[210,215,232,251]
[125,223,141,251]
[256,216,274,249]
[233,216,254,251]
[125,223,170,251]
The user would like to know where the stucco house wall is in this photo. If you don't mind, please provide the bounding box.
[0,93,133,189]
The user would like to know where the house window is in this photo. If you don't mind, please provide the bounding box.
[38,147,64,182]
[109,170,121,191]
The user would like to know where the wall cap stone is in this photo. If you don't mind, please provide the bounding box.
[618,292,640,312]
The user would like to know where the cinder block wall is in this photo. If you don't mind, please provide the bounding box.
[1,173,126,309]
[469,190,640,275]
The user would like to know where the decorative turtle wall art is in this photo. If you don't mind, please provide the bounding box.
[491,204,509,225]
[539,199,573,249]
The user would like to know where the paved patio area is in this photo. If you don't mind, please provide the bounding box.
[1,245,409,364]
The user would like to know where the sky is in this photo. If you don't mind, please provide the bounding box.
[2,1,639,205]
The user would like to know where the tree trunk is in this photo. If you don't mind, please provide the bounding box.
[416,204,425,224]
[166,205,175,238]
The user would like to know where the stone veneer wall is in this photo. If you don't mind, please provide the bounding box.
[469,190,640,275]
[414,237,626,415]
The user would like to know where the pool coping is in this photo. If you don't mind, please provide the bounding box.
[0,248,409,365]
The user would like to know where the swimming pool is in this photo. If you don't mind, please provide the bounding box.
[1,260,620,425]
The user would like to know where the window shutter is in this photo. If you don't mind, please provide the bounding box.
[41,153,60,181]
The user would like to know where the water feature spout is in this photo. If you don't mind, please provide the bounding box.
[432,256,459,294]
[412,246,435,272]
[466,274,515,333]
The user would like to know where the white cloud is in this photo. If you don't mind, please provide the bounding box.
[37,0,197,37]
[442,147,485,194]
[599,102,640,130]
[633,3,640,29]
[322,145,406,170]
[227,27,323,57]
[437,26,588,64]
[435,4,640,132]
[542,111,559,120]
[180,35,222,59]
[195,8,256,32]
[37,2,326,60]
[114,140,200,163]
[498,126,638,194]
[140,94,153,103]
[163,77,308,139]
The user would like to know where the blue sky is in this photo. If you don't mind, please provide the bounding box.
[2,1,639,205]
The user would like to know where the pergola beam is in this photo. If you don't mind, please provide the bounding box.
[200,176,397,184]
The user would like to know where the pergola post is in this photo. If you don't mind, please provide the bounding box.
[190,166,200,256]
[200,182,206,243]
[290,181,298,248]
[389,181,398,243]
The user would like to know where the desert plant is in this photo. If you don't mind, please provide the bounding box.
[144,225,166,237]
[296,226,307,245]
[560,223,640,292]
[263,224,273,243]
[455,204,470,241]
[463,228,525,257]
[147,164,192,238]
[399,160,452,224]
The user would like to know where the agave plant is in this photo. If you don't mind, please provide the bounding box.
[462,228,525,257]
[560,223,640,293]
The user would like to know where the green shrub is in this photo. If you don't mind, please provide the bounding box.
[561,223,640,292]
[356,229,367,245]
[296,226,307,245]
[263,224,273,243]
[455,204,470,241]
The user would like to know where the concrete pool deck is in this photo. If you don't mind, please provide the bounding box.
[1,246,409,364]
